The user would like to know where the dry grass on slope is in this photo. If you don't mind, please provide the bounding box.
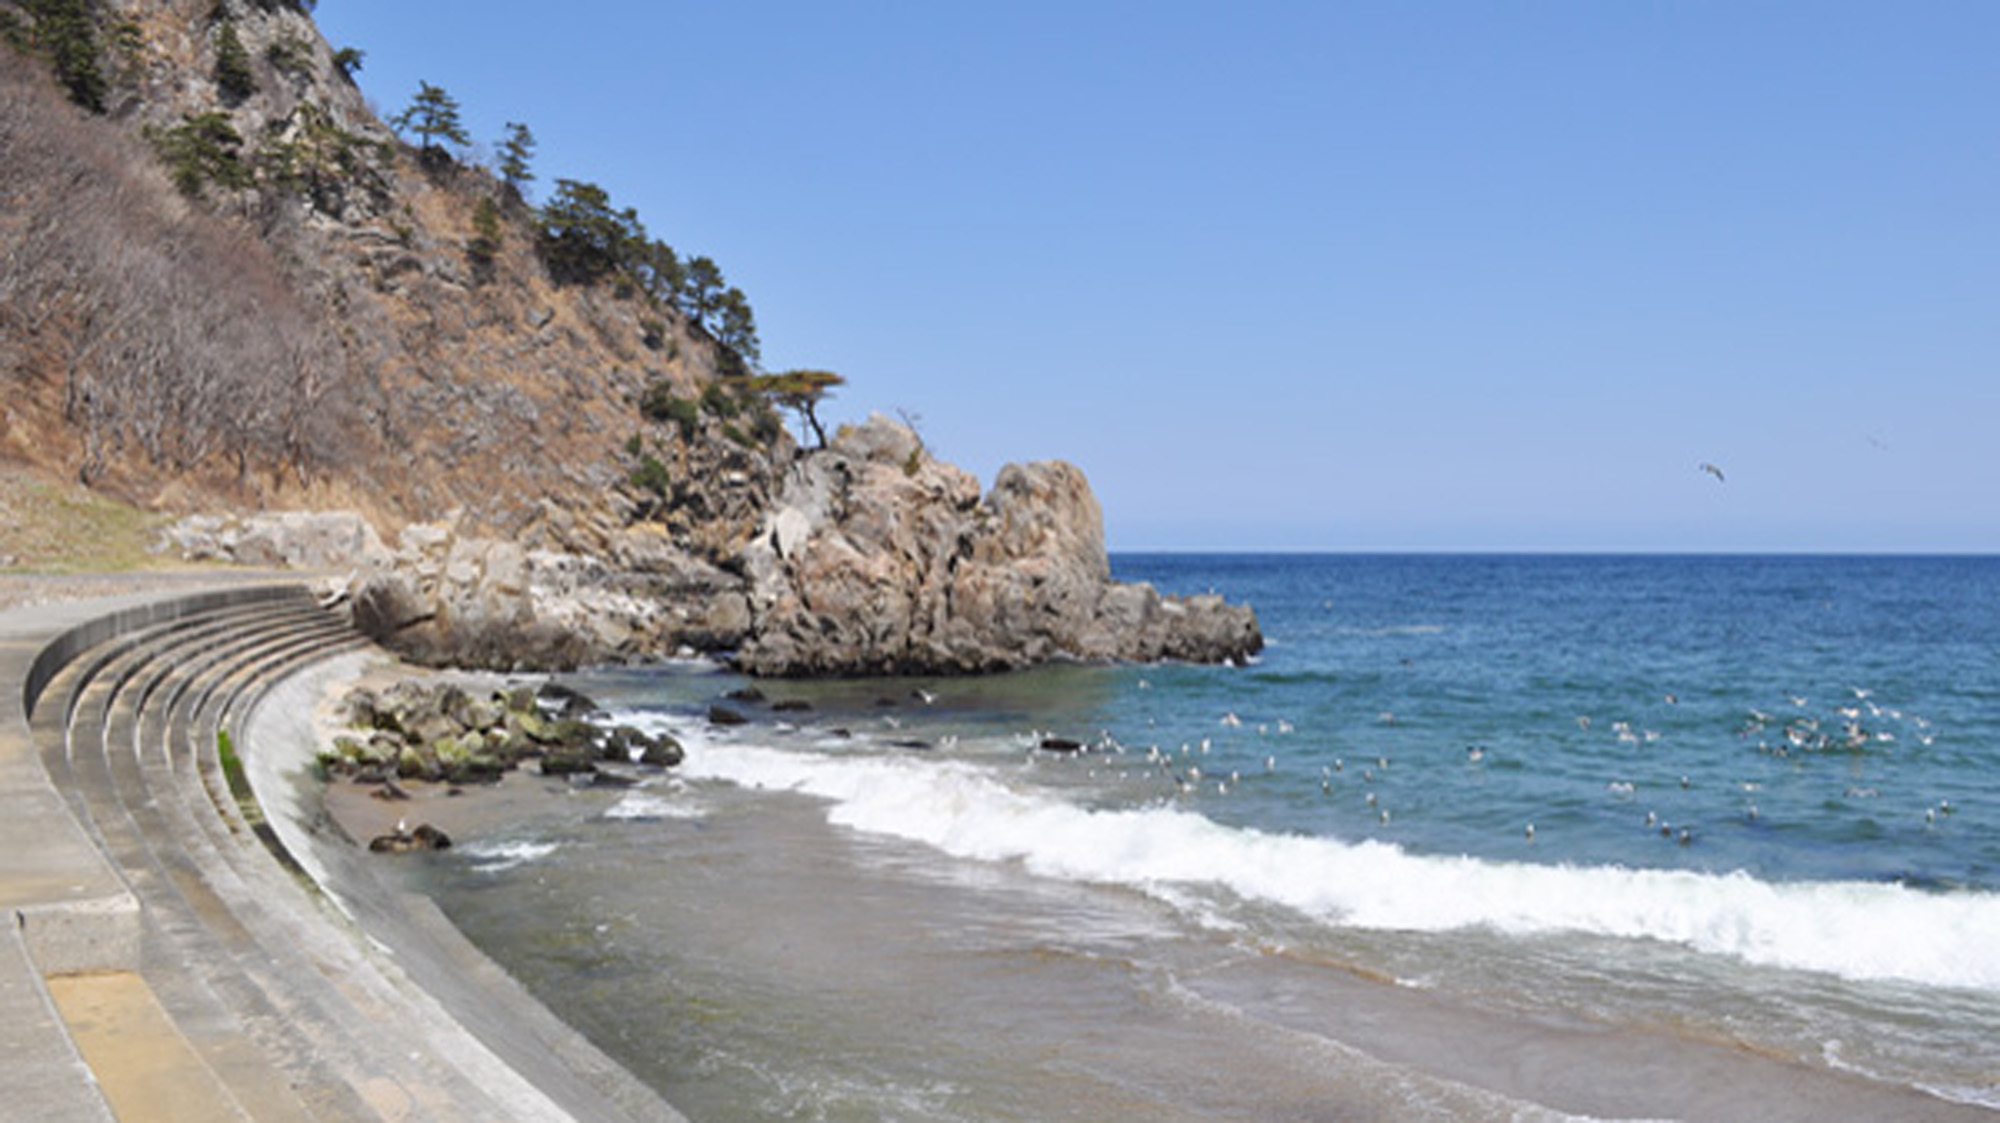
[0,464,175,572]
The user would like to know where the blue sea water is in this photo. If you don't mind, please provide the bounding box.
[1115,553,2000,892]
[404,555,2000,1120]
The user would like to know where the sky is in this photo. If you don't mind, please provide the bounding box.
[313,2,2000,553]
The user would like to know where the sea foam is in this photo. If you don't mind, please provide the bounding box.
[460,838,560,873]
[604,791,704,822]
[680,739,2000,991]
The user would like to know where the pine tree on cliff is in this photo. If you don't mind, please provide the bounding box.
[711,287,759,374]
[750,370,845,448]
[497,121,535,200]
[8,0,109,112]
[331,45,364,82]
[392,80,470,164]
[213,17,255,101]
[537,178,644,284]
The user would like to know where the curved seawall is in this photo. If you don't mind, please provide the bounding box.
[0,582,683,1123]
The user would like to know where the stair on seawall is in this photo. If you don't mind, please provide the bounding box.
[58,601,381,1121]
[6,584,691,1123]
[38,590,533,1121]
[8,586,510,1122]
[23,590,367,1121]
[1,587,318,1122]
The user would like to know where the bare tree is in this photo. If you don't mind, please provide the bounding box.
[1,59,353,491]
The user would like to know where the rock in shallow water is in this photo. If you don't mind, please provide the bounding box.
[368,822,452,852]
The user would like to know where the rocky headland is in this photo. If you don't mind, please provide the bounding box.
[733,414,1259,675]
[161,414,1262,676]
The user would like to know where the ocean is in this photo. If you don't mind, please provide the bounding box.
[389,555,2000,1120]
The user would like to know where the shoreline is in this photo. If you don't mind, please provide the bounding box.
[259,617,2000,1122]
[303,661,564,850]
[244,646,688,1122]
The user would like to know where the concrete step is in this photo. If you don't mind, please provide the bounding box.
[30,593,325,737]
[77,606,425,1119]
[0,585,325,1122]
[43,968,254,1123]
[60,633,337,1120]
[50,607,343,868]
[21,587,315,726]
[29,600,333,855]
[118,626,451,1102]
[86,603,530,1121]
[9,584,687,1123]
[0,925,116,1123]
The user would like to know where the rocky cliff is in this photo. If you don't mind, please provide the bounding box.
[166,415,1264,676]
[735,415,1259,675]
[5,0,1261,675]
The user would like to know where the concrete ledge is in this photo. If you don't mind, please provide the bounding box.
[16,896,143,977]
[1,925,116,1123]
[2,584,306,977]
[2,580,685,1122]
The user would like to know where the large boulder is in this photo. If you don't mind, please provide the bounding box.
[734,414,1261,676]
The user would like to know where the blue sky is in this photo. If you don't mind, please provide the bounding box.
[315,3,1999,552]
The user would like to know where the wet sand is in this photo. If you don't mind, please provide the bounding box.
[307,663,573,850]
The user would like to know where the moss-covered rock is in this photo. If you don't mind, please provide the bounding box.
[327,678,677,788]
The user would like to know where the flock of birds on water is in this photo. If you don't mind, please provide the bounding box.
[873,676,1968,856]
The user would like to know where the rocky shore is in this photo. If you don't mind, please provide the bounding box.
[161,415,1263,677]
[316,675,686,853]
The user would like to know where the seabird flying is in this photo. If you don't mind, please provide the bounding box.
[1698,462,1726,483]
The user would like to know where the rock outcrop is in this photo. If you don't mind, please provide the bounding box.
[162,415,1262,675]
[157,511,386,570]
[339,518,751,671]
[734,415,1261,675]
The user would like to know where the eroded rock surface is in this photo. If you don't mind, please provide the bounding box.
[163,416,1261,675]
[734,415,1262,675]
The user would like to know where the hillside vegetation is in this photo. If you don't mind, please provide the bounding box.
[2,0,799,560]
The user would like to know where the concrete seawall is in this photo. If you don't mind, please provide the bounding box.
[0,581,684,1122]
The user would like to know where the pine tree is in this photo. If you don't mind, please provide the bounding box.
[213,17,254,101]
[679,256,725,327]
[537,178,644,284]
[497,121,536,198]
[391,80,470,162]
[331,46,364,82]
[749,370,845,448]
[713,288,760,371]
[468,196,503,281]
[17,0,108,112]
[150,111,253,198]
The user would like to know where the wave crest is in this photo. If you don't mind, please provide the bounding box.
[680,740,2000,991]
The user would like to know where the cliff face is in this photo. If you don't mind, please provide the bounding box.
[4,1,1262,674]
